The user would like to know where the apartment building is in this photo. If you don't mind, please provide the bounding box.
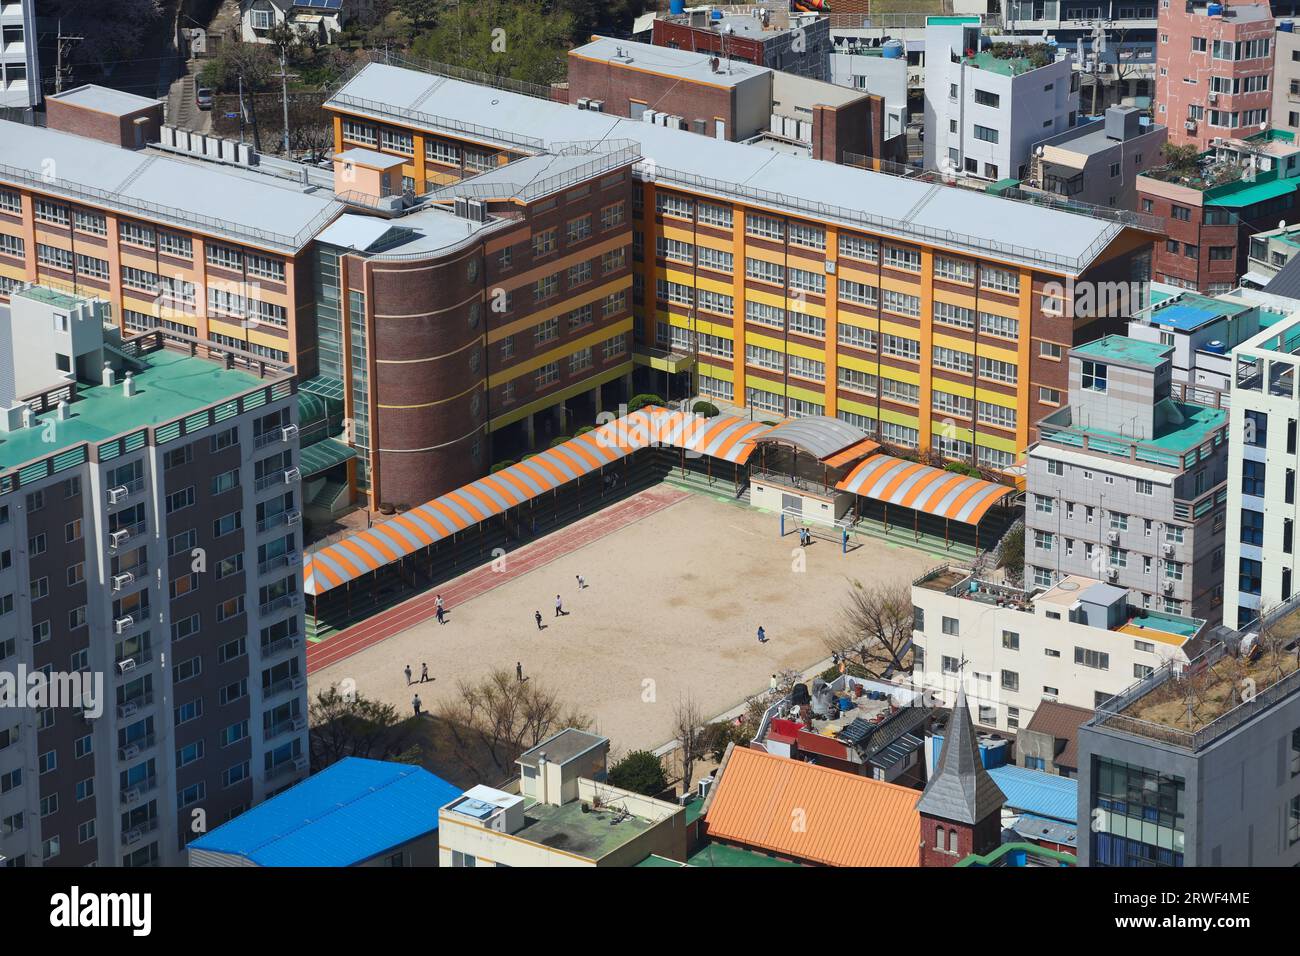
[325,55,1159,478]
[911,565,1203,732]
[0,88,342,374]
[1024,335,1230,620]
[0,0,39,115]
[1243,216,1300,281]
[0,286,308,868]
[1136,131,1300,292]
[1157,0,1274,151]
[1024,106,1168,210]
[1222,309,1300,627]
[437,730,687,867]
[1080,615,1300,866]
[924,17,1079,183]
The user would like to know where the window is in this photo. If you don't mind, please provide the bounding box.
[1002,631,1020,650]
[934,301,974,329]
[973,124,999,144]
[1081,360,1108,392]
[883,245,921,272]
[838,234,878,262]
[1075,647,1110,670]
[881,290,920,317]
[974,89,1000,108]
[745,214,784,240]
[978,356,1017,384]
[1001,670,1019,691]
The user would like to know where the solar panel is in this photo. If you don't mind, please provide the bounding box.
[837,717,877,746]
[295,0,342,8]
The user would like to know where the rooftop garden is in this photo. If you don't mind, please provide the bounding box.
[1142,142,1246,190]
[964,41,1056,75]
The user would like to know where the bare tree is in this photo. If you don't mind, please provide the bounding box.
[436,668,591,785]
[824,579,915,679]
[671,694,707,794]
[309,686,421,771]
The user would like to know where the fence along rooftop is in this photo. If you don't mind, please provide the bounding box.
[327,61,1131,275]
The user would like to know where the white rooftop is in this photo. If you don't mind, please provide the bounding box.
[0,120,342,252]
[49,84,163,117]
[570,35,769,89]
[335,147,407,169]
[328,62,1131,274]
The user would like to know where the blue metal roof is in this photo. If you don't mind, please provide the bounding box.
[189,758,462,866]
[987,765,1078,824]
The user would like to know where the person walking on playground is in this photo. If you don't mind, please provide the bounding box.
[435,593,446,624]
[555,594,565,617]
[404,664,412,686]
[770,673,778,692]
[420,662,429,683]
[436,604,445,625]
[576,573,586,590]
[516,661,524,682]
[412,694,423,717]
[535,610,543,630]
[757,625,767,644]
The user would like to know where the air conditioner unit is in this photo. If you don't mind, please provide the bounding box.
[286,510,302,525]
[1105,568,1119,582]
[1162,542,1176,556]
[111,572,135,591]
[119,702,138,719]
[285,551,299,565]
[291,675,306,690]
[1107,529,1120,543]
[697,775,715,799]
[576,97,591,110]
[290,716,306,731]
[108,485,130,504]
[123,787,142,803]
[280,424,299,442]
[114,616,135,635]
[588,99,604,113]
[121,744,141,760]
[1162,579,1176,593]
[1184,121,1197,131]
[109,529,130,549]
[124,828,143,845]
[1208,92,1218,104]
[293,756,309,772]
[283,467,301,484]
[117,658,136,675]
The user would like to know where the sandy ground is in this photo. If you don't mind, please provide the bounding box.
[309,491,934,753]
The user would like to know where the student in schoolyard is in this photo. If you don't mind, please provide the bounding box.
[412,694,423,717]
[757,625,767,644]
[535,610,544,630]
[516,661,524,682]
[555,594,565,617]
[404,664,412,686]
[436,604,445,625]
[420,663,429,683]
[770,674,778,692]
[576,573,586,590]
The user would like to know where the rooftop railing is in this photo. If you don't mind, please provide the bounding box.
[0,160,341,253]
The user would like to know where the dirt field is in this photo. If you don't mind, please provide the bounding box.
[309,489,934,754]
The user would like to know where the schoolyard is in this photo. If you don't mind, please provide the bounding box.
[308,487,934,755]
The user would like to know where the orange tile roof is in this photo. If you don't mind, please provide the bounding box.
[704,747,920,867]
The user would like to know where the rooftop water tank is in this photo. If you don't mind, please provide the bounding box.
[1205,340,1226,355]
[882,39,904,59]
[711,9,723,19]
[1283,20,1295,31]
[670,0,685,13]
[1207,2,1223,15]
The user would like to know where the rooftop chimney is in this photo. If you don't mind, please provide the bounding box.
[122,371,135,398]
[56,400,69,421]
[102,362,116,388]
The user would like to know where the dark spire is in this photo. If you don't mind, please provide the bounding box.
[915,683,1005,826]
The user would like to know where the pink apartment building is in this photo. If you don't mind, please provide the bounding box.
[1157,0,1275,151]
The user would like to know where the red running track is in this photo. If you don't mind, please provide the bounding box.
[306,486,689,674]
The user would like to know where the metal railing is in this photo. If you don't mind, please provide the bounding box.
[432,143,641,204]
[0,160,341,253]
[328,90,545,153]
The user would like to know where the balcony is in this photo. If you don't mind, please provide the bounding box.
[264,674,305,700]
[106,477,144,507]
[256,510,300,534]
[117,734,156,762]
[265,715,306,742]
[114,651,154,680]
[261,633,302,659]
[121,816,160,846]
[119,776,158,806]
[258,550,298,576]
[259,593,301,618]
[255,423,297,450]
[116,692,154,719]
[264,755,307,783]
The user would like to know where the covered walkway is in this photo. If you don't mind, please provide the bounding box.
[836,455,1020,552]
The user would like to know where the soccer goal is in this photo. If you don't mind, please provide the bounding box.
[779,508,853,553]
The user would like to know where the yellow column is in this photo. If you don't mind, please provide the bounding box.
[19,193,37,284]
[639,180,657,350]
[411,133,427,194]
[917,248,935,454]
[731,207,747,410]
[1015,268,1035,456]
[824,226,839,417]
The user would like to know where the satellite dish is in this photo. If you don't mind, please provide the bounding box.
[1280,220,1288,231]
[1036,145,1045,156]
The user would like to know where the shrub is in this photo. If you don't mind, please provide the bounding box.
[548,434,571,448]
[490,460,516,473]
[700,722,741,762]
[608,750,668,795]
[574,424,594,436]
[627,393,665,413]
[692,400,720,418]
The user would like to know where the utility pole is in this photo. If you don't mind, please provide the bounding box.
[273,48,297,155]
[54,21,84,95]
[237,73,245,145]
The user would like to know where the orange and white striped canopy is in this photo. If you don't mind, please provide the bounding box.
[835,454,1015,525]
[303,407,771,596]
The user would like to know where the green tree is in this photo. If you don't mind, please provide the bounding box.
[410,0,574,85]
[309,686,422,771]
[200,42,278,93]
[609,750,668,795]
[1162,142,1200,176]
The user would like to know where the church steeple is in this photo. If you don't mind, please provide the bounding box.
[915,683,1006,865]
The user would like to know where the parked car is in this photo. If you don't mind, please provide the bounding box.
[195,87,214,110]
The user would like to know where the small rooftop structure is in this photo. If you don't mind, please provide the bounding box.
[47,84,164,117]
[570,35,768,88]
[1020,699,1094,772]
[517,728,608,770]
[188,758,462,866]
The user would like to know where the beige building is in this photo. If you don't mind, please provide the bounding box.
[436,730,688,867]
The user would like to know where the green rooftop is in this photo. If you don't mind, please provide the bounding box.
[1072,334,1172,369]
[0,350,265,471]
[635,843,802,867]
[513,798,657,861]
[16,286,81,309]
